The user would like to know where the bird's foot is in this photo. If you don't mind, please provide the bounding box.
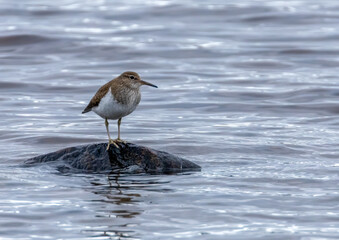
[115,138,127,144]
[106,139,120,150]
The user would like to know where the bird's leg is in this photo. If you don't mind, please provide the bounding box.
[105,118,119,150]
[105,118,111,140]
[117,118,121,140]
[116,118,126,143]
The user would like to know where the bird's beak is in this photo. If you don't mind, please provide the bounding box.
[139,79,158,88]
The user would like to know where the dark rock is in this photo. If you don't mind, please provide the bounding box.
[25,142,201,174]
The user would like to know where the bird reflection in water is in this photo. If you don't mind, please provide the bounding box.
[86,173,172,239]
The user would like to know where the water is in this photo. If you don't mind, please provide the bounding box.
[0,0,339,239]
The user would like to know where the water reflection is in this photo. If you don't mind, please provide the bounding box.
[82,173,174,238]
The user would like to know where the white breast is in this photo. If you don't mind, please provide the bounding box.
[92,88,139,120]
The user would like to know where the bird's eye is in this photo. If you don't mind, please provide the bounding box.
[129,75,135,80]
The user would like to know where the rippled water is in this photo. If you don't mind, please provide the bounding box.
[1,0,339,239]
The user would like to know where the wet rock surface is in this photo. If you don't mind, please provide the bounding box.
[25,142,201,174]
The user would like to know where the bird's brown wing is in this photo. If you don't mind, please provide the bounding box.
[82,80,112,114]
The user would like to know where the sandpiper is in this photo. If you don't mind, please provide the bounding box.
[82,71,157,150]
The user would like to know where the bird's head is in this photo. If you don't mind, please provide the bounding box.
[120,71,158,89]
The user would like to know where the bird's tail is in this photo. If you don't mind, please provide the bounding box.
[82,107,91,114]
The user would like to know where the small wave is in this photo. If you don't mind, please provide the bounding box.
[231,60,292,70]
[0,81,28,89]
[0,34,54,46]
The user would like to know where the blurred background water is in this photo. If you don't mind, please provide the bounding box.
[0,0,339,239]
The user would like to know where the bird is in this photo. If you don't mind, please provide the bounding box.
[82,71,157,150]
